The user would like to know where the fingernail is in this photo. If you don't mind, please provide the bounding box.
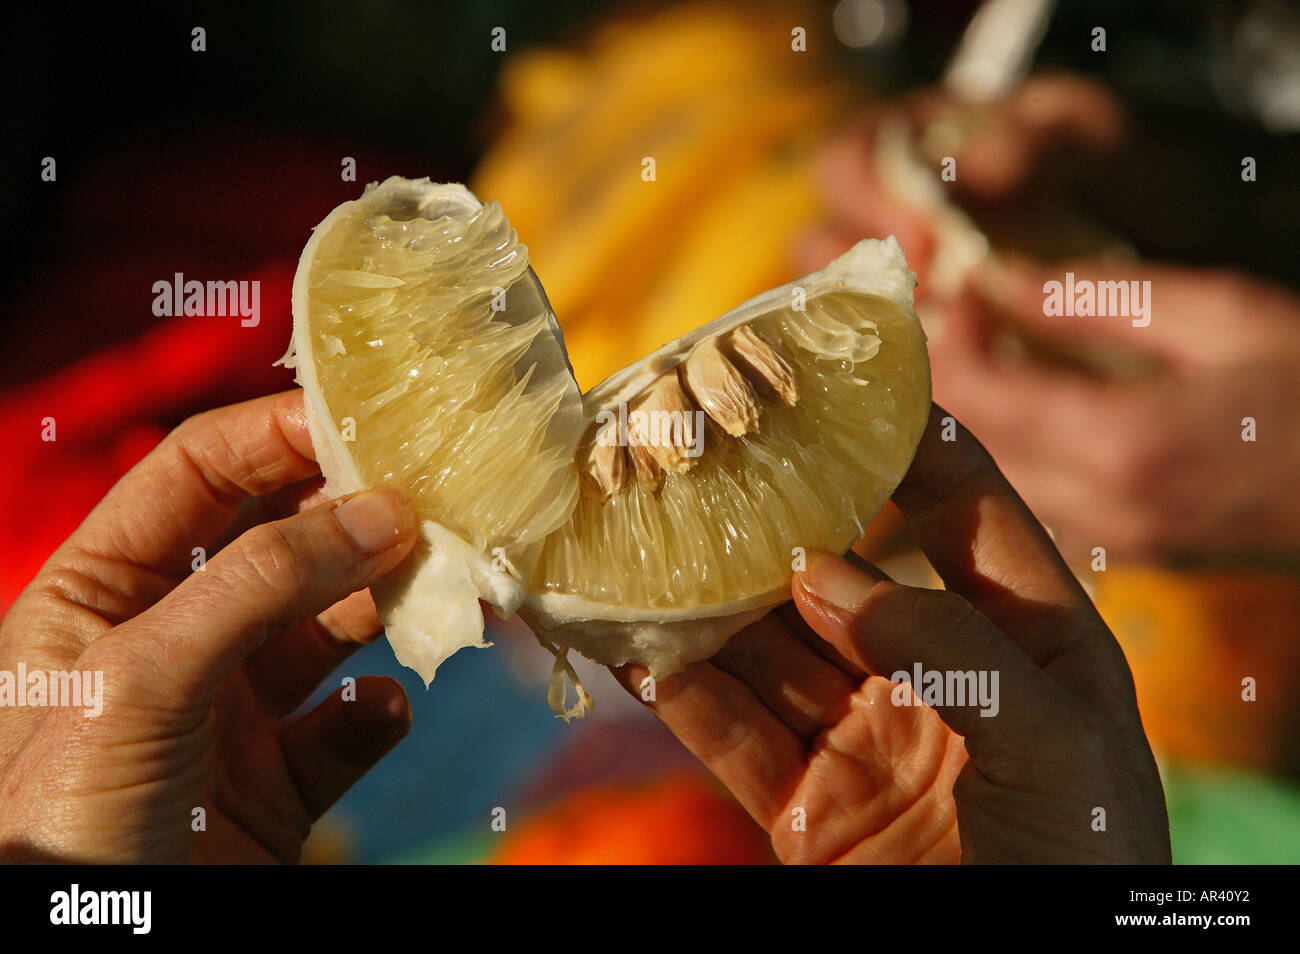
[334,487,414,553]
[801,551,880,612]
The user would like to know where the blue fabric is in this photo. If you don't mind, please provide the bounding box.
[312,625,568,863]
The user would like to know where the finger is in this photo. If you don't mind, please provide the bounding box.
[611,661,807,830]
[243,588,386,716]
[792,551,1060,748]
[956,442,1160,562]
[817,117,936,272]
[776,601,868,680]
[895,404,1096,631]
[209,476,330,557]
[930,299,1171,522]
[711,614,858,741]
[1004,74,1126,152]
[933,353,1143,496]
[930,284,1139,465]
[281,675,412,821]
[935,314,1180,564]
[943,111,1039,200]
[112,486,416,704]
[60,390,319,580]
[954,76,1125,199]
[3,464,332,672]
[888,408,1142,712]
[972,257,1248,367]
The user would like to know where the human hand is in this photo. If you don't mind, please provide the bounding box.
[802,73,1126,282]
[614,406,1171,864]
[0,390,417,863]
[935,259,1300,562]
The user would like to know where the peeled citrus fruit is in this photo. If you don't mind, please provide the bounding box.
[286,177,930,717]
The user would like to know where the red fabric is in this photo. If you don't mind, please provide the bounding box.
[0,260,295,611]
[0,129,423,614]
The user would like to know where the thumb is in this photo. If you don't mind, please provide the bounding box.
[110,486,417,704]
[792,550,1057,749]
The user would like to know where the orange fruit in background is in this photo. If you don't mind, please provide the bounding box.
[488,773,775,865]
[472,1,848,391]
[1094,567,1300,774]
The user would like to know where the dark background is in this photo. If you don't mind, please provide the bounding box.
[6,0,1296,337]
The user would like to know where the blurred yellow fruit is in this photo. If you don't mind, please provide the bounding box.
[472,1,849,387]
[1094,567,1300,772]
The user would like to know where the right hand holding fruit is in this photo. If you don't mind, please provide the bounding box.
[615,406,1172,864]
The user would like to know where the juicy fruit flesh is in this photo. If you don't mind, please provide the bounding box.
[292,178,931,721]
[306,202,579,566]
[531,293,930,611]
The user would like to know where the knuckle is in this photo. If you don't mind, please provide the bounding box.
[77,637,160,703]
[237,521,306,591]
[169,410,212,448]
[911,589,979,634]
[172,407,240,465]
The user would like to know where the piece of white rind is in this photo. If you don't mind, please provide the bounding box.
[520,603,774,679]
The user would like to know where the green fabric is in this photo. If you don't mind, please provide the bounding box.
[390,827,497,865]
[1165,764,1300,864]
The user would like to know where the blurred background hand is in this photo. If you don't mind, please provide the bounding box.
[805,60,1300,566]
[934,259,1300,564]
[804,72,1127,280]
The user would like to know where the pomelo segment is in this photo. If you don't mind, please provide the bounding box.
[284,178,584,683]
[523,239,930,696]
[287,178,929,719]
